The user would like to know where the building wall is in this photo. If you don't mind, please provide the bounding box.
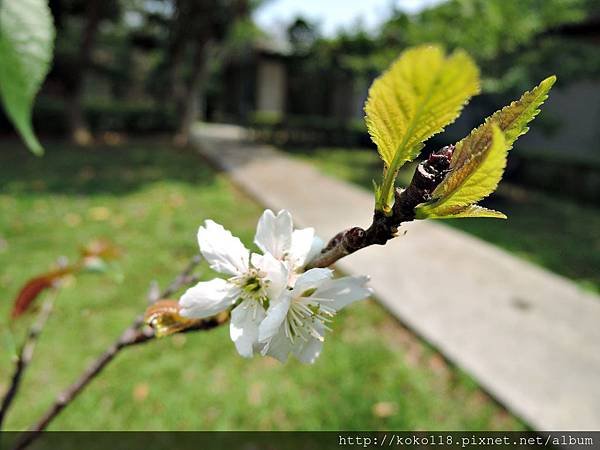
[521,80,600,157]
[256,60,286,115]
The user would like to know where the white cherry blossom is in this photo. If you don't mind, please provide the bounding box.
[255,209,323,279]
[178,209,371,363]
[258,269,372,364]
[179,220,288,358]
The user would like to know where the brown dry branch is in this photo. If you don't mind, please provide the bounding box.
[14,147,453,449]
[12,255,204,450]
[13,314,226,450]
[0,291,58,429]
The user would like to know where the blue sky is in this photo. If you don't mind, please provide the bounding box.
[254,0,445,36]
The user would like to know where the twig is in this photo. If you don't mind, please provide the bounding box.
[12,255,206,450]
[130,254,202,331]
[0,291,57,429]
[160,255,202,299]
[13,147,453,448]
[306,146,454,269]
[13,315,225,450]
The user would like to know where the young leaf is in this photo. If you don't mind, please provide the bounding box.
[416,125,507,218]
[365,45,480,212]
[11,267,72,319]
[429,205,507,220]
[0,0,55,155]
[446,75,556,178]
[145,300,203,337]
[416,76,556,220]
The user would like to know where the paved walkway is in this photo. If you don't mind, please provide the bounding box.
[193,123,600,431]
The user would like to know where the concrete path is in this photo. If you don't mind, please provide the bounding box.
[193,123,600,431]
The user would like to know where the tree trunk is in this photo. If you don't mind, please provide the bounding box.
[164,0,189,105]
[173,42,210,147]
[171,0,251,146]
[68,0,102,146]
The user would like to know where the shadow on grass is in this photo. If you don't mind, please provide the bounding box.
[0,138,216,196]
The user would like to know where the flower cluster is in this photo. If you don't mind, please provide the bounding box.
[179,210,371,364]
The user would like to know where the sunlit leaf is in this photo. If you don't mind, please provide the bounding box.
[144,300,202,337]
[416,125,507,218]
[418,204,507,220]
[0,0,55,155]
[443,75,556,188]
[416,76,556,220]
[365,44,480,211]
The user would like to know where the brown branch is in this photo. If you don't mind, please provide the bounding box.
[12,255,209,450]
[0,292,57,429]
[306,145,454,269]
[12,146,454,448]
[13,316,226,450]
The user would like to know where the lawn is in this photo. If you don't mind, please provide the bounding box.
[285,147,600,294]
[0,139,521,431]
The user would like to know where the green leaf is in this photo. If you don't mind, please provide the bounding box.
[365,45,480,168]
[418,204,507,220]
[416,76,556,220]
[365,44,480,212]
[445,75,556,183]
[0,0,55,155]
[417,125,507,218]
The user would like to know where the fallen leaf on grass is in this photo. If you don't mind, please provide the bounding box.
[372,401,398,418]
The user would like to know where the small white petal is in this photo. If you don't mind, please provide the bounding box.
[258,293,292,342]
[198,220,249,276]
[293,335,324,364]
[254,209,293,260]
[230,300,266,358]
[305,235,324,265]
[292,268,333,294]
[262,328,292,363]
[289,228,316,268]
[314,276,372,311]
[179,278,240,319]
[251,252,289,298]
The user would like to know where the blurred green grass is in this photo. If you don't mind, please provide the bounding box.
[0,140,520,430]
[286,147,600,294]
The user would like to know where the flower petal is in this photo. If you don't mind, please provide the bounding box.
[198,220,249,276]
[254,209,293,260]
[179,278,240,319]
[293,335,324,364]
[251,252,289,298]
[230,300,265,358]
[262,327,292,363]
[292,268,333,294]
[289,228,315,268]
[262,303,325,364]
[305,235,324,266]
[258,292,292,342]
[314,276,372,311]
[290,228,324,268]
